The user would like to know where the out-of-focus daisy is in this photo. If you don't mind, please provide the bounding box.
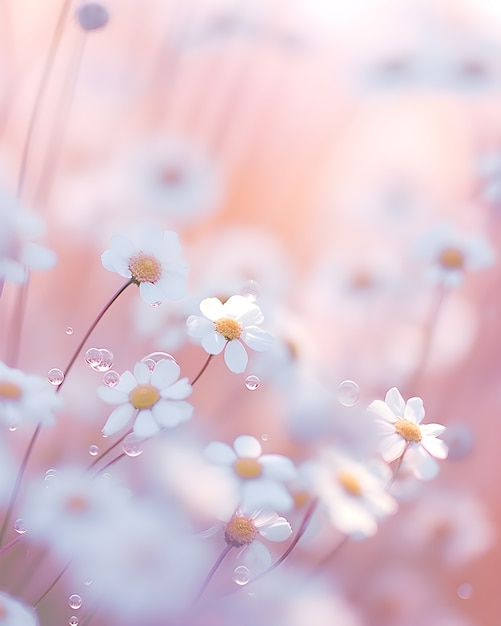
[303,448,397,539]
[417,225,495,288]
[186,295,275,373]
[368,387,448,480]
[0,593,39,626]
[97,359,193,439]
[0,190,56,286]
[201,505,292,571]
[0,361,62,428]
[101,226,188,304]
[205,435,297,511]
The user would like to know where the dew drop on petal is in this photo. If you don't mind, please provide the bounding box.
[232,565,250,586]
[141,358,156,373]
[68,594,83,610]
[245,375,260,391]
[337,380,360,406]
[88,445,99,457]
[69,617,79,626]
[102,370,120,387]
[149,301,162,308]
[141,352,177,369]
[122,433,144,457]
[457,583,473,599]
[94,348,113,372]
[47,368,64,386]
[85,348,102,369]
[14,518,27,534]
[240,279,261,302]
[66,327,74,335]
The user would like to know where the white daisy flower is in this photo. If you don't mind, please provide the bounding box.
[186,295,275,373]
[418,224,495,288]
[303,449,398,539]
[0,592,39,626]
[97,359,193,439]
[368,387,448,480]
[205,435,297,511]
[0,361,62,428]
[0,190,56,286]
[101,226,188,304]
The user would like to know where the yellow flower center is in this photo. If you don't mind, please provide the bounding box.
[0,381,22,400]
[66,495,90,512]
[233,457,263,479]
[224,516,258,547]
[338,470,362,496]
[128,253,162,284]
[129,384,160,410]
[394,418,422,443]
[438,247,464,270]
[215,317,242,341]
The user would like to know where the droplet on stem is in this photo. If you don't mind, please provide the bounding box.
[232,565,250,585]
[14,518,27,534]
[88,445,99,457]
[122,433,144,457]
[68,594,83,610]
[69,616,79,626]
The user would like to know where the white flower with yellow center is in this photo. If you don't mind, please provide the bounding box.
[0,361,62,428]
[97,359,193,439]
[368,387,448,480]
[186,295,275,373]
[303,449,398,539]
[205,435,297,511]
[101,226,188,304]
[0,592,39,626]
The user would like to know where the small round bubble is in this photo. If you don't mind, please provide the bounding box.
[94,348,113,372]
[47,368,64,386]
[232,565,250,586]
[8,425,16,432]
[76,3,109,31]
[14,518,27,534]
[69,617,79,626]
[457,583,473,600]
[66,327,74,335]
[84,348,102,369]
[68,594,83,610]
[240,279,261,302]
[102,370,120,387]
[149,300,162,308]
[141,352,177,368]
[122,433,144,457]
[245,375,260,391]
[261,433,268,441]
[88,445,99,456]
[337,380,360,406]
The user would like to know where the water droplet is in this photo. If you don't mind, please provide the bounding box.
[83,579,93,586]
[122,433,144,457]
[94,348,113,372]
[44,469,57,486]
[245,375,260,391]
[47,368,64,386]
[14,518,27,534]
[261,433,268,441]
[68,594,82,610]
[102,370,120,387]
[442,424,473,461]
[8,425,16,432]
[337,380,360,406]
[88,445,99,457]
[69,617,79,626]
[232,565,250,586]
[240,279,261,302]
[140,352,177,371]
[66,327,74,335]
[457,583,473,599]
[85,348,102,369]
[101,432,108,438]
[149,301,162,308]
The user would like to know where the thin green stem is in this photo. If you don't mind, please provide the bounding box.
[190,353,214,386]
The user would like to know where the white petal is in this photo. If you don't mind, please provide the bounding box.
[260,454,296,481]
[160,378,192,400]
[201,331,226,355]
[115,370,137,393]
[197,524,223,539]
[205,441,237,465]
[102,403,135,435]
[236,305,264,327]
[407,445,439,480]
[379,433,406,462]
[157,269,188,300]
[186,316,214,339]
[21,242,57,271]
[258,518,292,542]
[421,436,448,460]
[234,435,262,458]
[200,297,225,321]
[111,235,135,257]
[133,409,160,438]
[101,249,131,277]
[152,400,193,427]
[133,361,151,384]
[404,397,425,424]
[141,226,164,255]
[97,386,129,404]
[139,281,164,304]
[224,340,248,373]
[242,479,293,512]
[241,327,275,352]
[222,295,251,317]
[151,358,180,388]
[385,387,405,417]
[241,540,271,570]
[367,400,398,424]
[420,423,446,437]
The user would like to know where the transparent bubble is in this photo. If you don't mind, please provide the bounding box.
[337,380,360,406]
[47,368,64,386]
[14,518,27,534]
[232,565,250,586]
[261,433,268,441]
[245,375,260,391]
[457,583,473,600]
[69,617,79,626]
[68,594,83,610]
[140,352,177,372]
[84,348,102,369]
[44,469,57,486]
[94,348,113,372]
[83,579,93,586]
[66,327,74,335]
[141,358,156,372]
[88,445,99,457]
[149,301,162,308]
[102,370,120,387]
[76,3,109,31]
[240,279,261,302]
[442,424,473,461]
[8,425,16,432]
[122,433,144,457]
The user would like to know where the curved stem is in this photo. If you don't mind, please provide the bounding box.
[86,431,129,473]
[33,560,71,607]
[190,354,214,386]
[194,544,232,603]
[57,280,133,394]
[0,534,23,558]
[97,451,127,473]
[5,272,30,367]
[0,423,42,546]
